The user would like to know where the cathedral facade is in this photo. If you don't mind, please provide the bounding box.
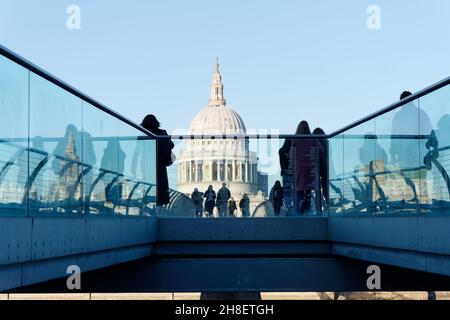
[177,60,266,211]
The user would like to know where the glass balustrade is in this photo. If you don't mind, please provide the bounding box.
[2,45,450,219]
[0,50,156,217]
[329,84,450,216]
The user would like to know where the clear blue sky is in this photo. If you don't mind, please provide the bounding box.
[1,0,450,135]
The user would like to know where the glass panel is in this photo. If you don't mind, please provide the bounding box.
[29,73,83,215]
[375,98,422,215]
[166,135,327,218]
[0,55,29,215]
[82,102,118,215]
[418,84,450,215]
[119,122,156,216]
[342,120,378,215]
[328,134,343,215]
[0,53,157,219]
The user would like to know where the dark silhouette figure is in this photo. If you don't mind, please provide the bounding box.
[191,188,204,217]
[139,114,174,206]
[359,133,388,165]
[390,91,432,169]
[279,135,293,212]
[52,125,97,173]
[390,91,432,203]
[52,124,80,175]
[101,140,126,173]
[101,140,126,203]
[216,182,231,217]
[313,127,329,212]
[204,185,216,217]
[269,180,284,216]
[292,121,322,214]
[228,197,237,217]
[239,193,250,217]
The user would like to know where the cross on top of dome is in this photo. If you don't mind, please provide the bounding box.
[208,57,226,106]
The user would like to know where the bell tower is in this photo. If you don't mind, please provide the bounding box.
[208,57,226,106]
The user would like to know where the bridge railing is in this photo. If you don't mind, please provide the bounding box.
[3,43,450,218]
[165,135,329,218]
[0,46,161,217]
[328,79,450,216]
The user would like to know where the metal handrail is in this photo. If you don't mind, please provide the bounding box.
[329,76,450,137]
[0,44,155,139]
[2,44,449,141]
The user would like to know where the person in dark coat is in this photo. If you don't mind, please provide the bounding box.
[191,188,204,217]
[279,137,293,213]
[228,197,237,217]
[204,185,216,217]
[239,193,250,217]
[216,183,231,217]
[269,180,284,216]
[292,121,322,215]
[312,127,329,213]
[139,114,174,207]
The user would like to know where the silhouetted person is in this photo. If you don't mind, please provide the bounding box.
[52,124,80,175]
[101,140,126,173]
[228,197,237,217]
[52,125,97,174]
[216,182,231,217]
[269,180,283,216]
[390,91,432,168]
[357,133,388,210]
[139,114,174,206]
[50,127,95,214]
[359,133,387,165]
[191,188,204,217]
[204,185,216,217]
[292,121,322,215]
[313,127,329,212]
[101,140,126,203]
[239,193,250,217]
[279,133,294,212]
[390,91,432,202]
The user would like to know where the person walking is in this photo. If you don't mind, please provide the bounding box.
[279,137,293,213]
[204,185,216,217]
[292,121,322,215]
[228,197,237,217]
[239,193,250,217]
[269,180,284,216]
[312,127,329,213]
[136,114,174,207]
[216,183,231,217]
[191,188,204,217]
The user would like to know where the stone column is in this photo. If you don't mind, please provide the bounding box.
[194,160,198,183]
[245,161,248,183]
[210,160,213,181]
[224,160,228,181]
[232,160,236,182]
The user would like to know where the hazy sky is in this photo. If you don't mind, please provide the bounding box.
[1,0,450,135]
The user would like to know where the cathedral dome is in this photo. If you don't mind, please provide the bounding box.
[188,105,246,135]
[188,58,246,135]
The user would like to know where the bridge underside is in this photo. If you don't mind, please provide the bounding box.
[4,216,450,293]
